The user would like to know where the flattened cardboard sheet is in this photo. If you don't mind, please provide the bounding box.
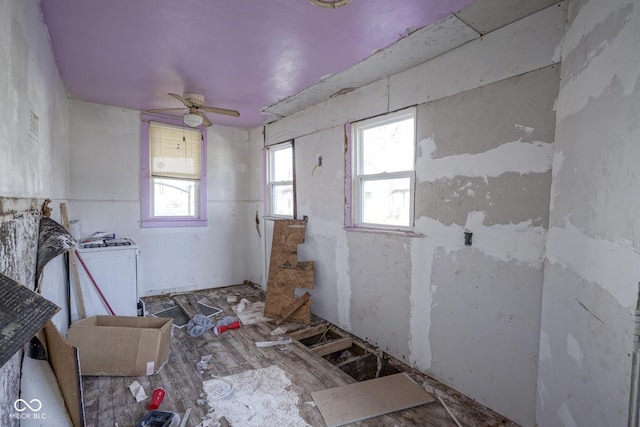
[311,373,435,427]
[44,321,85,427]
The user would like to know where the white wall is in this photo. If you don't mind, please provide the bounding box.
[537,0,640,426]
[68,101,252,296]
[0,0,71,425]
[246,127,266,286]
[255,5,566,426]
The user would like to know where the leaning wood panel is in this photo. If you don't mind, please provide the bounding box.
[45,320,85,427]
[264,220,314,323]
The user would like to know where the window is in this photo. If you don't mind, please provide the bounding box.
[267,142,295,217]
[350,108,415,230]
[141,114,207,227]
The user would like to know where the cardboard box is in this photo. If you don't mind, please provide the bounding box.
[67,315,172,376]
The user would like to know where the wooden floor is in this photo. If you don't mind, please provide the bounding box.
[82,284,520,427]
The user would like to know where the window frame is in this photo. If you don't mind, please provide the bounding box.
[265,141,296,219]
[140,113,207,228]
[347,108,417,232]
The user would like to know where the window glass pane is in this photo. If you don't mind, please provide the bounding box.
[272,147,293,182]
[153,177,198,217]
[361,177,411,226]
[361,117,414,174]
[272,183,293,216]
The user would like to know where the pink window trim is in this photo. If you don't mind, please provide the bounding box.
[344,123,353,228]
[140,113,208,228]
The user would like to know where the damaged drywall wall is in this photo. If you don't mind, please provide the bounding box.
[0,198,41,427]
[537,0,640,426]
[0,0,71,424]
[408,65,558,427]
[258,5,564,427]
[295,126,353,330]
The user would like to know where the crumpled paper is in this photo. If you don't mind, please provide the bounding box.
[128,380,148,403]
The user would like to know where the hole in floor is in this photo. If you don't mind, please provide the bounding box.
[292,324,404,382]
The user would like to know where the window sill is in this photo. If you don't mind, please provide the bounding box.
[344,226,423,238]
[263,215,295,221]
[141,218,208,228]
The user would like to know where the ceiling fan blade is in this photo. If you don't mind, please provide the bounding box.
[200,105,240,117]
[168,93,193,108]
[146,108,187,113]
[195,110,212,127]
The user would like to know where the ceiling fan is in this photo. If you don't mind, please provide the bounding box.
[148,92,240,127]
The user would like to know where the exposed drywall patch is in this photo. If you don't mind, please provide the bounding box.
[429,248,543,426]
[415,171,551,228]
[297,230,340,325]
[546,221,640,308]
[348,232,412,360]
[414,214,545,266]
[547,74,640,240]
[558,403,577,427]
[538,380,547,413]
[548,150,564,211]
[539,329,552,363]
[514,124,535,135]
[557,1,639,121]
[408,237,434,372]
[536,263,632,427]
[566,333,585,370]
[415,65,560,158]
[335,231,352,330]
[415,137,553,183]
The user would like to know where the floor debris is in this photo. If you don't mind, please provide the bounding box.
[199,365,311,427]
[255,337,293,347]
[129,380,148,403]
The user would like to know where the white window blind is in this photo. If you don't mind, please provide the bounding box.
[150,121,201,180]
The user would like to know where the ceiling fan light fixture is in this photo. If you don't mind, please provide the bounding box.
[183,112,203,127]
[307,0,351,8]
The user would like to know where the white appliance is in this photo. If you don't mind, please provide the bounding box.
[70,239,139,322]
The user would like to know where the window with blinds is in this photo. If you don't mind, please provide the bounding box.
[141,115,207,227]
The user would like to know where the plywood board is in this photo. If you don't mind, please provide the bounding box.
[311,373,436,427]
[264,220,314,323]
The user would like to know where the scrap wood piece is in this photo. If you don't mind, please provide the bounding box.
[288,323,329,341]
[44,320,85,427]
[173,294,201,319]
[233,301,272,325]
[264,219,314,323]
[437,395,463,427]
[255,338,293,347]
[275,292,311,326]
[311,373,436,427]
[61,203,86,319]
[0,273,60,369]
[310,337,353,357]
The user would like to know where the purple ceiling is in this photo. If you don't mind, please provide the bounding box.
[41,0,475,128]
